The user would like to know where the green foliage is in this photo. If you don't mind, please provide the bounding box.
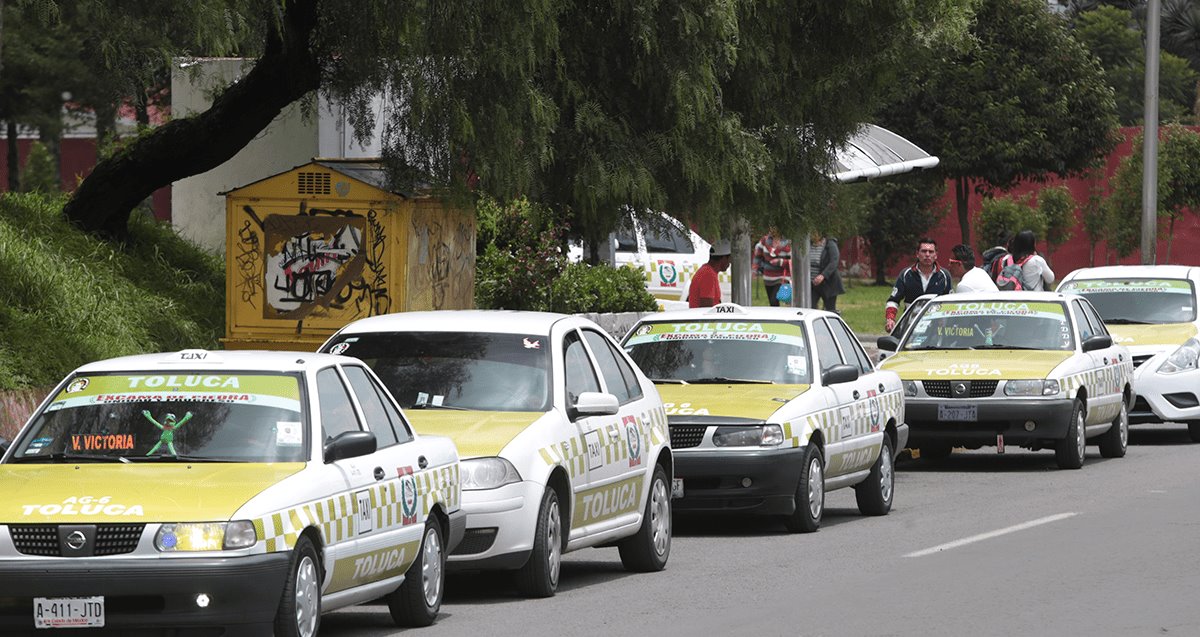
[20,142,59,194]
[976,194,1046,256]
[1081,181,1108,265]
[0,192,223,390]
[861,174,947,284]
[1106,125,1200,260]
[1105,150,1144,258]
[1038,185,1077,255]
[549,264,657,314]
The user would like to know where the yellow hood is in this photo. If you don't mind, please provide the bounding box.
[0,463,305,523]
[880,350,1073,379]
[405,411,543,458]
[655,384,810,420]
[1109,323,1197,347]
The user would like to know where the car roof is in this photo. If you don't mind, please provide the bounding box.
[1060,264,1198,282]
[638,303,835,323]
[71,350,351,375]
[333,310,574,336]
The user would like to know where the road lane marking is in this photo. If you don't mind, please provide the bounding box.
[904,512,1078,558]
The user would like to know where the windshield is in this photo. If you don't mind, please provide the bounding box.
[902,301,1073,351]
[623,320,811,384]
[9,373,306,463]
[1059,278,1196,324]
[324,332,551,412]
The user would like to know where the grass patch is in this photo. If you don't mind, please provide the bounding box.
[749,278,892,335]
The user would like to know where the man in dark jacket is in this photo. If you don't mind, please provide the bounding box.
[810,233,844,311]
[884,237,952,332]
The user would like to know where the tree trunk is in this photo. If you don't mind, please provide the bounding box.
[1167,215,1175,263]
[6,120,17,193]
[955,176,970,245]
[61,0,321,241]
[1088,240,1095,267]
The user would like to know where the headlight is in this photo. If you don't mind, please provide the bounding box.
[1159,339,1200,374]
[712,424,784,447]
[903,381,918,397]
[461,457,522,490]
[1004,380,1060,397]
[155,520,256,552]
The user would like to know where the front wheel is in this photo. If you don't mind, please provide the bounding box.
[387,520,445,627]
[1098,400,1128,458]
[274,536,321,637]
[1055,399,1086,470]
[618,464,672,572]
[783,445,824,533]
[514,487,562,598]
[855,436,895,516]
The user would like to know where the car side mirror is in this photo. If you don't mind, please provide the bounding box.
[877,336,900,352]
[821,364,860,386]
[1081,334,1113,353]
[324,431,377,463]
[569,392,620,420]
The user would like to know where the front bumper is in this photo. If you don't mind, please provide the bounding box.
[0,552,290,636]
[672,446,806,516]
[447,480,542,571]
[905,398,1075,447]
[1131,353,1200,424]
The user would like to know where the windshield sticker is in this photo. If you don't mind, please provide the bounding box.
[1060,279,1192,295]
[276,421,303,446]
[66,378,89,393]
[71,433,135,452]
[923,301,1066,321]
[523,337,542,350]
[626,321,807,348]
[329,342,351,355]
[44,401,65,413]
[415,392,430,406]
[29,437,53,449]
[787,355,808,375]
[144,410,193,456]
[46,375,302,413]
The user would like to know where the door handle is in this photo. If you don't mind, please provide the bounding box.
[373,467,385,481]
[878,383,885,393]
[852,390,860,400]
[418,455,429,469]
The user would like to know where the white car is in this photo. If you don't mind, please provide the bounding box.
[1058,265,1200,442]
[0,350,462,635]
[320,311,672,597]
[622,304,906,532]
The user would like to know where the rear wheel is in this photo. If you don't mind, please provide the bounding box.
[274,536,321,637]
[618,464,671,572]
[783,445,823,533]
[387,520,445,627]
[855,436,895,516]
[1098,401,1128,458]
[514,487,562,598]
[1055,399,1086,470]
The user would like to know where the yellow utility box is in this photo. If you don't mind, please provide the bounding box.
[223,159,475,350]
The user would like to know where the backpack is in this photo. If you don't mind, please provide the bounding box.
[994,254,1025,291]
[981,247,1008,280]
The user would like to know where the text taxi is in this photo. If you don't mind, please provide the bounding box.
[622,304,907,533]
[321,311,672,598]
[0,350,462,636]
[878,292,1132,469]
[1058,265,1200,442]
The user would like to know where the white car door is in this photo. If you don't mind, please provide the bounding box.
[825,317,887,475]
[809,319,859,478]
[560,330,601,537]
[1075,301,1125,425]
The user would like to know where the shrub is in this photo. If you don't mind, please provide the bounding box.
[975,194,1045,254]
[549,263,657,314]
[21,142,60,194]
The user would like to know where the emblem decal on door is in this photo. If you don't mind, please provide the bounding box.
[397,466,419,525]
[625,415,643,467]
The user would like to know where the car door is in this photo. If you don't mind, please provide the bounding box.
[825,317,884,476]
[809,318,858,477]
[1078,300,1126,425]
[561,330,601,536]
[579,328,655,498]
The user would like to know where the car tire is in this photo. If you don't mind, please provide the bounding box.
[783,445,824,533]
[1055,399,1086,470]
[1098,400,1128,459]
[274,535,321,637]
[514,487,562,598]
[919,443,953,461]
[1188,421,1200,443]
[855,435,895,516]
[618,464,672,572]
[387,520,445,627]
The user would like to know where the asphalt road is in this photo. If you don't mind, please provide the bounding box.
[325,423,1200,637]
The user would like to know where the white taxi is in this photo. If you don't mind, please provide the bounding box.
[1058,265,1200,442]
[878,292,1133,469]
[621,304,906,532]
[0,350,461,636]
[320,311,672,598]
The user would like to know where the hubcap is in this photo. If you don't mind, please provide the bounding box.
[294,555,319,637]
[808,457,824,519]
[879,449,894,503]
[650,477,671,556]
[1118,405,1129,449]
[421,528,443,608]
[1075,410,1086,459]
[546,499,561,586]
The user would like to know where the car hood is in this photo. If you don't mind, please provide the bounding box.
[404,411,544,458]
[0,463,306,523]
[880,350,1073,379]
[655,384,810,421]
[1108,323,1197,348]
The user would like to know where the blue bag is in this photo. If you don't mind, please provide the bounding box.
[776,282,793,303]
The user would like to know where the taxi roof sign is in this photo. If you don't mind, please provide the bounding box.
[707,303,748,315]
[161,349,223,364]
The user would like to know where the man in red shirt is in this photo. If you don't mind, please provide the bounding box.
[689,239,732,308]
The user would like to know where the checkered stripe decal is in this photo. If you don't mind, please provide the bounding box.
[539,437,588,479]
[640,262,731,284]
[538,407,667,476]
[1060,361,1130,395]
[417,464,461,514]
[780,390,904,448]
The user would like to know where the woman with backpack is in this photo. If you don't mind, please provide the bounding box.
[1009,230,1055,291]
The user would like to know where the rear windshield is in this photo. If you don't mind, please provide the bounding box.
[323,332,551,412]
[902,301,1073,351]
[623,320,811,384]
[1059,278,1196,324]
[9,373,306,463]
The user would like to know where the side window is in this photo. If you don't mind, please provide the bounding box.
[343,366,400,447]
[1071,302,1094,343]
[582,329,639,404]
[606,339,645,401]
[812,320,845,373]
[829,319,874,374]
[317,367,362,442]
[644,223,691,253]
[1081,303,1110,338]
[564,332,601,405]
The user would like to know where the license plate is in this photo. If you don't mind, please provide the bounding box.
[34,597,105,629]
[938,404,977,422]
[671,478,684,499]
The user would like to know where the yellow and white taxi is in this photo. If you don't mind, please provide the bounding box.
[0,350,461,636]
[1058,265,1200,442]
[320,311,672,598]
[622,304,906,533]
[878,292,1133,469]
